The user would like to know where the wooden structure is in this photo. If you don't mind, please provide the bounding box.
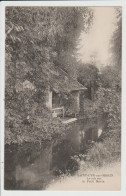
[45,66,87,119]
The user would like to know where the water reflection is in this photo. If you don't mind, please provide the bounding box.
[49,119,103,183]
[5,118,103,190]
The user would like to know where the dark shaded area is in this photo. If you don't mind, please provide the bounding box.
[5,118,102,190]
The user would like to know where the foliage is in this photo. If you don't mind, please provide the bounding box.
[85,8,122,168]
[86,129,121,167]
[99,66,121,91]
[77,63,99,100]
[5,102,71,145]
[5,7,93,144]
[110,8,122,70]
[81,98,97,118]
[80,9,122,168]
[54,7,93,78]
[94,8,121,131]
[95,87,121,130]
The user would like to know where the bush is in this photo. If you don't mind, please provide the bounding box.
[5,103,69,145]
[86,129,121,168]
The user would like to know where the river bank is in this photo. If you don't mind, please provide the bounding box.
[46,161,121,191]
[5,118,101,190]
[46,125,121,191]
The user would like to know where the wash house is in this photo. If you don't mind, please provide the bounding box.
[45,66,87,120]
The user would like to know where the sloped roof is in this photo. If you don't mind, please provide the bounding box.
[49,66,87,93]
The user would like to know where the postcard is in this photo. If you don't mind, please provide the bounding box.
[0,1,126,195]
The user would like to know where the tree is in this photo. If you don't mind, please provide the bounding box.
[110,8,122,71]
[96,8,122,131]
[5,7,93,144]
[77,63,99,100]
[54,7,93,78]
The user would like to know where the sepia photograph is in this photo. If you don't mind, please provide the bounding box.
[4,5,121,191]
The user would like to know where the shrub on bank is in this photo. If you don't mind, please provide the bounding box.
[85,129,121,168]
[84,87,121,168]
[5,104,69,145]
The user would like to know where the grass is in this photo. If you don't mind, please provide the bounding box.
[84,129,121,168]
[46,129,121,191]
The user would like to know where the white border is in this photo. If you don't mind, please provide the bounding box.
[0,0,124,7]
[0,1,126,196]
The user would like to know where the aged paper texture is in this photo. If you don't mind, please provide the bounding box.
[1,1,125,194]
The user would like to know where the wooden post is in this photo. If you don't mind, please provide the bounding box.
[63,107,64,118]
[77,91,80,113]
[45,89,52,110]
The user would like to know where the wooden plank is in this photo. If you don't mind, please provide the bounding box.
[52,107,64,111]
[52,106,64,118]
[62,118,77,124]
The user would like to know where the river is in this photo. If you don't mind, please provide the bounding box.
[5,118,104,190]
